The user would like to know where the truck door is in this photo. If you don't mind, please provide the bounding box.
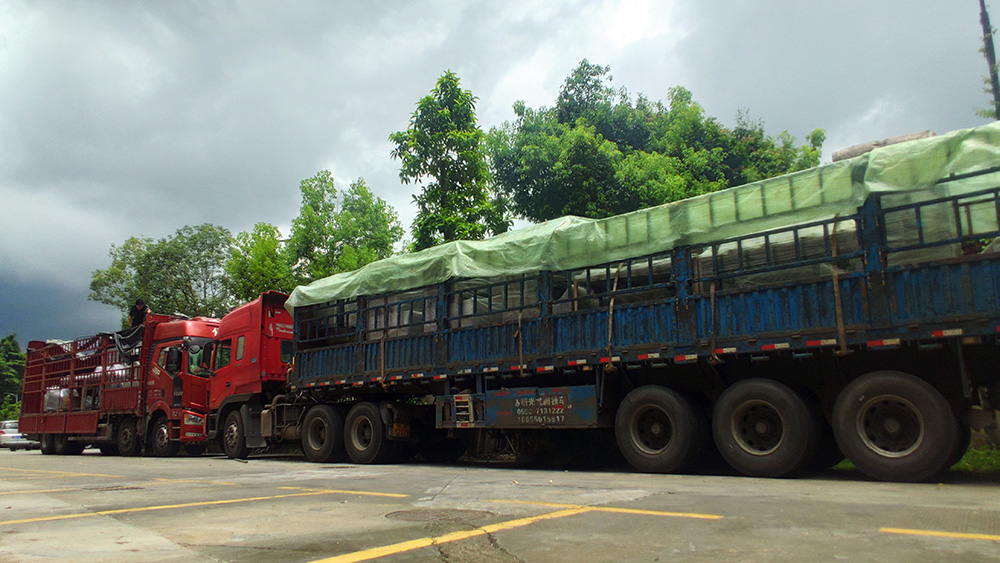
[183,344,211,413]
[209,338,235,410]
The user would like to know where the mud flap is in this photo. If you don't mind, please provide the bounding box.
[241,403,266,449]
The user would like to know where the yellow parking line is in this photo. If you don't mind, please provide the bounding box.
[881,527,1000,542]
[0,488,408,527]
[490,499,723,520]
[153,478,236,486]
[0,467,122,478]
[311,507,591,563]
[278,486,409,498]
[0,476,79,482]
[0,488,78,496]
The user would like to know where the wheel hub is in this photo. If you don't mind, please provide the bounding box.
[857,395,923,457]
[631,406,672,454]
[732,400,784,456]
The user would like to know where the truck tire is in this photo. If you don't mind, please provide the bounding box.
[712,379,819,478]
[615,386,707,473]
[946,423,972,469]
[832,371,960,482]
[302,405,345,463]
[117,416,143,457]
[344,402,396,464]
[222,410,249,459]
[40,435,57,455]
[149,415,180,457]
[54,435,84,455]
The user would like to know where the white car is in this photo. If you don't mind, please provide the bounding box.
[0,420,39,451]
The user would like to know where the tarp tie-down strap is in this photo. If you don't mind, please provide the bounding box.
[606,263,624,367]
[379,326,387,388]
[517,311,524,378]
[830,218,849,356]
[709,283,722,365]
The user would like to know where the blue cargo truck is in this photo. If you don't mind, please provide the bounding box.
[252,123,1000,482]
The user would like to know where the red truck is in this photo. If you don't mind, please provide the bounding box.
[204,291,294,459]
[20,313,218,456]
[19,292,293,458]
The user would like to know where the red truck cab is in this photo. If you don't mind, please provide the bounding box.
[207,291,293,458]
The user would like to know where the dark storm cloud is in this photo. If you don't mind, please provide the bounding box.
[0,0,991,345]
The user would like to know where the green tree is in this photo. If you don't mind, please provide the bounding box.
[0,334,24,419]
[225,223,295,303]
[390,70,510,250]
[89,224,234,320]
[335,179,405,272]
[286,172,404,281]
[488,61,825,223]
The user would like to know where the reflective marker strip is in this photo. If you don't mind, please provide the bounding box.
[599,356,621,363]
[335,380,346,386]
[932,329,963,337]
[458,368,472,375]
[536,366,554,373]
[868,338,901,347]
[352,382,364,387]
[761,343,790,351]
[806,339,838,347]
[674,354,698,363]
[433,375,447,380]
[713,347,737,355]
[390,375,403,381]
[484,367,499,373]
[567,359,587,366]
[638,353,660,360]
[411,373,424,379]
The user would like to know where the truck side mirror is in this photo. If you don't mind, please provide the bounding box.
[165,347,182,376]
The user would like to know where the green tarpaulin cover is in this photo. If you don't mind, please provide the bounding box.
[287,121,1000,313]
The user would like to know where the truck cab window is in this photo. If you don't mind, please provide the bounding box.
[236,336,245,361]
[216,339,232,370]
[188,344,212,375]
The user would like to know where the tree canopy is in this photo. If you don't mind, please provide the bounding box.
[89,224,233,320]
[488,59,825,222]
[0,334,24,419]
[285,172,404,282]
[391,70,509,250]
[225,222,295,303]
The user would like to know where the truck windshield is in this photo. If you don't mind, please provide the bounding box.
[189,343,213,375]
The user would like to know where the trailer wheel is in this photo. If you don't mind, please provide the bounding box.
[344,402,396,464]
[615,386,707,473]
[302,405,345,463]
[801,395,843,471]
[117,417,142,457]
[40,435,56,455]
[149,415,179,457]
[947,423,972,469]
[713,379,819,478]
[832,371,959,482]
[222,410,249,460]
[53,435,84,455]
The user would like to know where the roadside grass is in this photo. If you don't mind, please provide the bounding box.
[951,446,1000,473]
[833,445,1000,474]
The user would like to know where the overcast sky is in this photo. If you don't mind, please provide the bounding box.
[0,0,991,346]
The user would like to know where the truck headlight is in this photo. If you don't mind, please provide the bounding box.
[183,413,205,426]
